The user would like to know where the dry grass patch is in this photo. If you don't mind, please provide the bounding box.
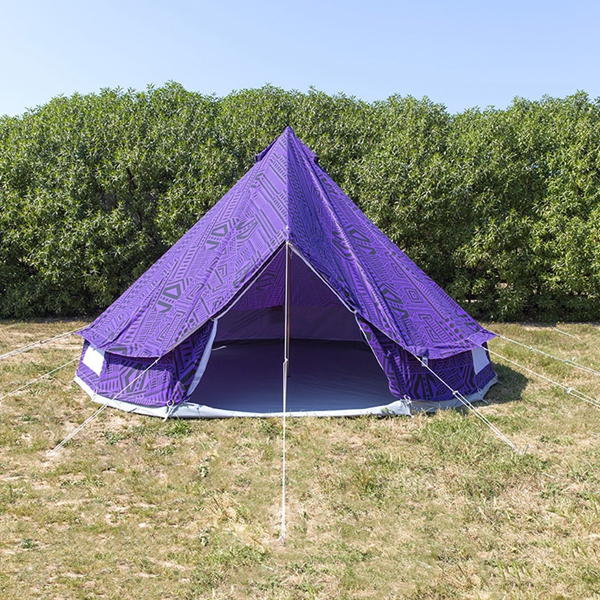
[0,320,600,598]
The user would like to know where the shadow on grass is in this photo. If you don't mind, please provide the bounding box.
[482,363,529,406]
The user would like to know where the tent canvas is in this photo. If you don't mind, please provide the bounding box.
[75,127,497,417]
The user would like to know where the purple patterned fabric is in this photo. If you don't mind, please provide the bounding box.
[216,247,363,342]
[76,127,497,411]
[76,321,214,407]
[357,318,495,401]
[79,127,493,361]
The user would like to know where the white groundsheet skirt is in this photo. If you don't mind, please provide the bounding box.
[77,339,495,418]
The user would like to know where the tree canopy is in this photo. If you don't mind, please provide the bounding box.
[1,84,599,320]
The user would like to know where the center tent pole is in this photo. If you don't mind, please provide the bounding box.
[280,240,291,545]
[284,241,291,376]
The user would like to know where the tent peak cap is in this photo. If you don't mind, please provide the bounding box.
[255,127,319,164]
[255,126,296,163]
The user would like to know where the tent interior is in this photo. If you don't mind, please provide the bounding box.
[186,245,400,415]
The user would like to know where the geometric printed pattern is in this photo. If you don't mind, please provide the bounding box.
[77,127,496,409]
[79,127,493,360]
[358,318,495,401]
[76,321,214,407]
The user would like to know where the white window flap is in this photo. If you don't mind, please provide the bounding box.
[83,344,105,376]
[471,347,490,375]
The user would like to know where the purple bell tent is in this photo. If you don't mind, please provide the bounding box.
[74,127,497,418]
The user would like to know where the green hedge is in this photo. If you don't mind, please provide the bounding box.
[1,83,599,321]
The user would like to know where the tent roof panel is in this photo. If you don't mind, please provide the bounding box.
[80,127,493,359]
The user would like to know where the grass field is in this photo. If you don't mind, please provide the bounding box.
[1,320,600,599]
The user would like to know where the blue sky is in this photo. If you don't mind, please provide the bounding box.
[1,0,598,117]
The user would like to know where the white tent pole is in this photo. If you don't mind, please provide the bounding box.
[285,241,291,376]
[280,240,291,546]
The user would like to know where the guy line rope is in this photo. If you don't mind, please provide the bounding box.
[0,327,82,404]
[0,358,79,404]
[0,326,167,454]
[487,347,600,411]
[0,328,81,361]
[48,356,162,455]
[493,333,600,378]
[417,356,523,454]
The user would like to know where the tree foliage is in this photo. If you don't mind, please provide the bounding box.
[1,84,599,320]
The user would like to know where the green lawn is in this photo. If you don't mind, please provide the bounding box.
[1,320,599,599]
